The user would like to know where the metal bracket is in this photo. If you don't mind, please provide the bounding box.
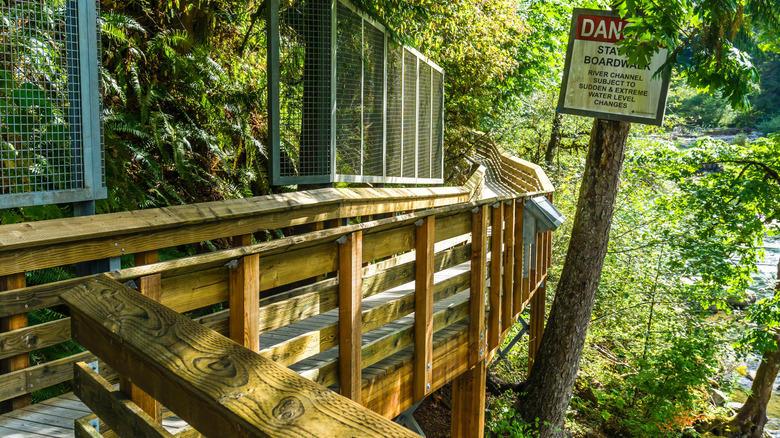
[394,398,426,436]
[414,219,424,227]
[492,316,530,373]
[225,260,239,269]
[492,202,500,209]
[123,280,137,290]
[336,236,348,244]
[471,207,480,213]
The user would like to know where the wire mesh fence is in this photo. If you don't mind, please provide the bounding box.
[270,0,444,186]
[0,0,104,208]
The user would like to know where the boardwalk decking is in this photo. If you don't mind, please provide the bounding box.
[0,391,188,437]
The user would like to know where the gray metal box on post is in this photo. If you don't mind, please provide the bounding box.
[523,196,565,277]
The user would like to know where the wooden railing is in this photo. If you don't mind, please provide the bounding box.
[0,172,485,411]
[0,153,553,437]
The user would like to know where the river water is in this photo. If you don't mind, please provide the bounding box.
[730,234,780,435]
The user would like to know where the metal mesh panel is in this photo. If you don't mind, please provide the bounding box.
[270,0,444,186]
[417,62,431,179]
[278,0,332,179]
[431,70,444,179]
[335,2,362,176]
[362,22,384,177]
[402,49,416,179]
[1,0,83,196]
[385,41,402,178]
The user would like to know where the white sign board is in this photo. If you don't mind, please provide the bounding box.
[557,9,671,126]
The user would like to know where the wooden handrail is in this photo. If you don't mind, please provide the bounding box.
[61,276,419,438]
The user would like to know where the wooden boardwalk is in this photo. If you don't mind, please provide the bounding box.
[0,145,554,437]
[0,258,478,437]
[0,391,189,437]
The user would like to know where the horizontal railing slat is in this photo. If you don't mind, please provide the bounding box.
[61,276,419,438]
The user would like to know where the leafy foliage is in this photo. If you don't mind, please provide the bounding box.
[616,0,780,110]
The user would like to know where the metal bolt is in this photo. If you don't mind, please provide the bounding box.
[121,248,125,252]
[426,383,431,391]
[480,348,484,356]
[427,363,431,371]
[114,243,118,247]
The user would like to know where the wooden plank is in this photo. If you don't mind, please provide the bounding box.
[258,270,470,369]
[0,419,71,438]
[514,199,524,318]
[363,225,415,262]
[434,212,470,243]
[0,273,32,410]
[0,350,94,403]
[74,418,103,438]
[255,242,470,338]
[256,280,337,335]
[121,250,162,423]
[414,216,434,402]
[502,201,515,333]
[0,187,472,276]
[469,206,487,366]
[338,231,362,403]
[160,266,229,313]
[258,243,338,292]
[229,254,260,352]
[451,360,486,438]
[61,275,417,438]
[0,275,102,319]
[361,321,470,419]
[0,317,71,361]
[361,294,469,375]
[489,203,502,352]
[74,362,175,438]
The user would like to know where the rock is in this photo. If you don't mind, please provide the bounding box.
[708,388,728,407]
[727,291,757,309]
[726,401,743,412]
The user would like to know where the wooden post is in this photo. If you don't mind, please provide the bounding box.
[451,360,486,438]
[0,273,31,411]
[233,234,252,247]
[469,206,487,366]
[414,216,434,401]
[535,230,543,291]
[502,201,514,333]
[513,199,524,318]
[338,231,363,402]
[308,223,327,283]
[528,282,546,372]
[229,254,260,352]
[489,204,502,351]
[120,250,162,422]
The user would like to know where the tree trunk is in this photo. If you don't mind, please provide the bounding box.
[723,260,780,438]
[545,112,563,165]
[515,118,630,437]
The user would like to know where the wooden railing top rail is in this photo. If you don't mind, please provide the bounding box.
[473,142,555,196]
[107,199,491,285]
[61,275,419,438]
[0,171,487,277]
[0,190,498,321]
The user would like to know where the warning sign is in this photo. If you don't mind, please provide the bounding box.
[557,9,671,126]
